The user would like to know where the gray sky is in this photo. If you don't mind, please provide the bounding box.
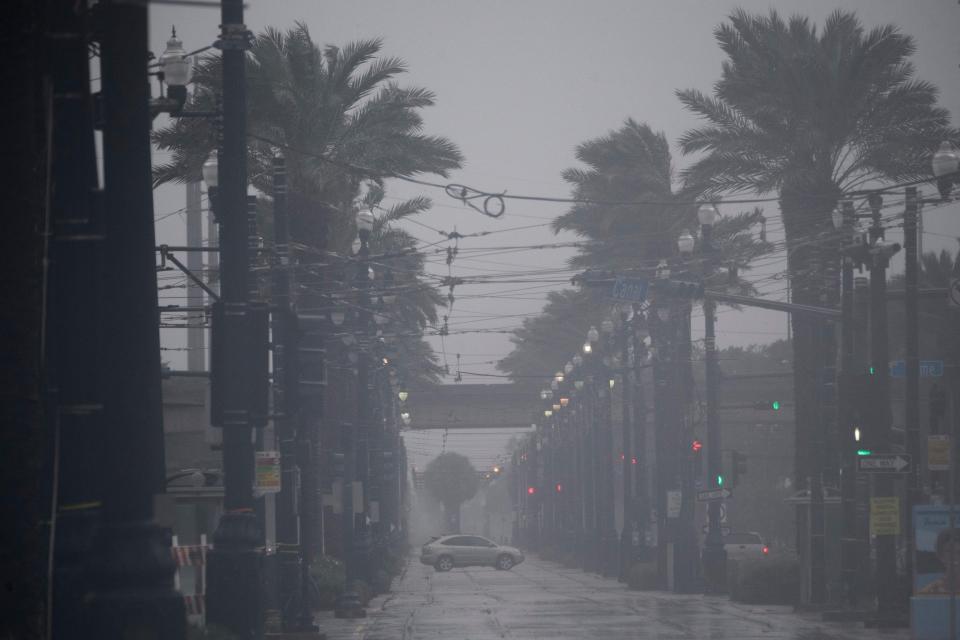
[149,1,960,467]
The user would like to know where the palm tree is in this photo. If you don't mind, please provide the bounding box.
[499,119,770,381]
[676,9,953,482]
[153,23,462,382]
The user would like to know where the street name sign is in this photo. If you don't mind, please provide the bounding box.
[889,360,944,378]
[857,453,911,474]
[610,277,648,303]
[697,487,733,502]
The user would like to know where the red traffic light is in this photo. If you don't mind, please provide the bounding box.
[527,486,536,495]
[555,483,563,493]
[691,439,703,453]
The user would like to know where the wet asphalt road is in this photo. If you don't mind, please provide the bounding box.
[317,556,910,639]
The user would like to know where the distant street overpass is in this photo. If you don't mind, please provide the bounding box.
[404,383,538,431]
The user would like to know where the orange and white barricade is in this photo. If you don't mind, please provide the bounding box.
[172,534,209,626]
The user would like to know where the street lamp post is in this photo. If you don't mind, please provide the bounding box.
[599,320,618,577]
[204,1,267,636]
[88,2,184,636]
[618,309,636,582]
[698,203,728,594]
[336,209,374,619]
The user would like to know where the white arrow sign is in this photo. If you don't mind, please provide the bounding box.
[697,487,733,502]
[858,454,911,473]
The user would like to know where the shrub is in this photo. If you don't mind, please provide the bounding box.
[309,555,345,610]
[729,559,800,604]
[347,579,373,606]
[626,562,659,590]
[372,568,392,594]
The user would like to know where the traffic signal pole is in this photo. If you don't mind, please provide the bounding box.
[702,223,727,594]
[903,188,920,586]
[838,200,859,607]
[867,194,899,620]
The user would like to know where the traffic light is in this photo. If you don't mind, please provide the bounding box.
[527,486,537,496]
[555,483,563,493]
[296,313,327,398]
[752,400,781,411]
[931,383,947,432]
[210,301,270,427]
[868,240,901,268]
[382,450,396,481]
[726,450,747,487]
[691,439,703,453]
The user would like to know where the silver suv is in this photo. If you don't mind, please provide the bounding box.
[420,535,525,572]
[723,531,769,560]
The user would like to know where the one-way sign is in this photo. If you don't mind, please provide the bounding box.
[857,454,911,474]
[697,487,733,502]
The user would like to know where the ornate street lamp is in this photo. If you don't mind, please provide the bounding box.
[201,153,219,188]
[587,326,600,343]
[932,140,959,200]
[157,27,191,110]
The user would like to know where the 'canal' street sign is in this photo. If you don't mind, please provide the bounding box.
[610,277,648,303]
[857,453,911,474]
[697,487,733,502]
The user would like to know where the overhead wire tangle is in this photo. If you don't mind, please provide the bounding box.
[247,133,960,219]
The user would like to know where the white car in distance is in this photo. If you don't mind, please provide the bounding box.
[723,531,770,560]
[420,535,525,572]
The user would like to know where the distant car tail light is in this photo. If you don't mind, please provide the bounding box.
[762,546,769,555]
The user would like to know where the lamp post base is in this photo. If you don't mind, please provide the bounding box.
[702,541,727,595]
[87,520,185,639]
[206,511,264,639]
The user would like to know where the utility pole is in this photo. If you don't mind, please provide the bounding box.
[89,1,184,636]
[336,211,373,618]
[904,188,920,586]
[838,200,859,607]
[186,181,205,371]
[651,291,672,589]
[696,209,723,592]
[206,0,265,636]
[619,310,634,582]
[867,193,900,620]
[631,323,651,563]
[701,214,727,594]
[270,156,314,632]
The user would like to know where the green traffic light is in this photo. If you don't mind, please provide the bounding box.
[868,366,876,375]
[856,449,873,456]
[771,400,781,411]
[717,474,724,487]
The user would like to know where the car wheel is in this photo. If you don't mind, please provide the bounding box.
[435,555,454,572]
[495,554,514,571]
